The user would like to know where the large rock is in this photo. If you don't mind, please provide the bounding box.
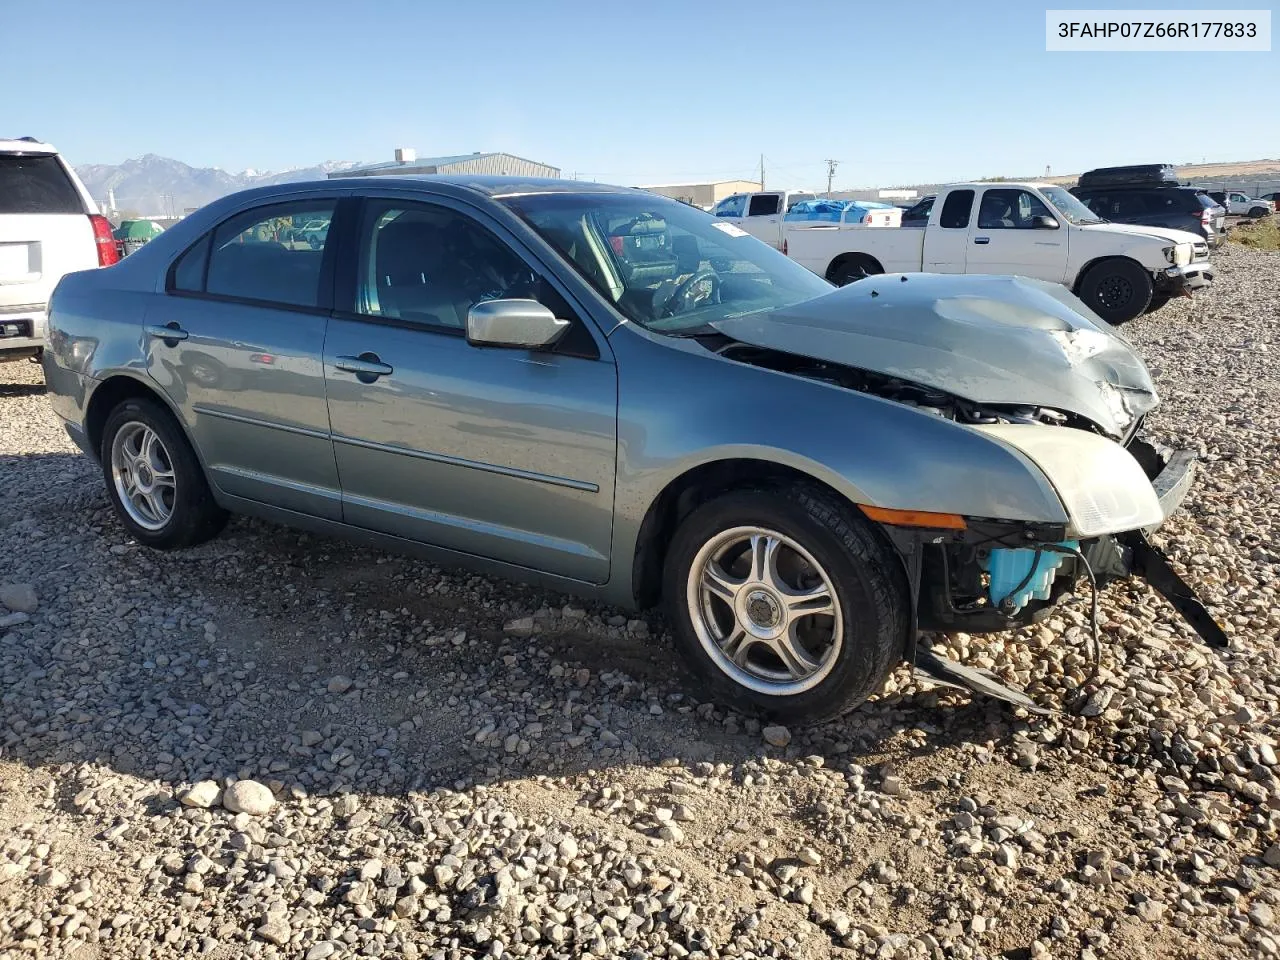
[181,781,221,809]
[223,780,276,816]
[0,583,37,614]
[762,725,792,748]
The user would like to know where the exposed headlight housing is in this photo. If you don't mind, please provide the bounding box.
[976,423,1164,538]
[1163,245,1175,264]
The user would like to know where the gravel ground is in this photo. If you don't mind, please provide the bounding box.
[2,246,1278,960]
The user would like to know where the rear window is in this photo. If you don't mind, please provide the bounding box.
[939,190,974,229]
[0,154,85,214]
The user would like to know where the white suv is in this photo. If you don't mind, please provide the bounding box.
[1,138,117,362]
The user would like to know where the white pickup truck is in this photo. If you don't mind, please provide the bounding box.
[785,181,1215,324]
[710,190,816,249]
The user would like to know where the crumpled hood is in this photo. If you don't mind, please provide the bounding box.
[713,273,1158,438]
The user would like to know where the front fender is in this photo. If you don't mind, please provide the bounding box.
[606,327,1070,603]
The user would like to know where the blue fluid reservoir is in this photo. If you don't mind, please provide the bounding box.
[983,542,1079,613]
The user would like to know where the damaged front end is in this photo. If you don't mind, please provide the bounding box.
[874,435,1227,714]
[707,272,1227,713]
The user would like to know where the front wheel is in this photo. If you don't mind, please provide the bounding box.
[1077,259,1153,325]
[662,486,910,722]
[100,397,228,549]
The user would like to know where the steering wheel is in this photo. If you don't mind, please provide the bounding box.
[659,270,720,319]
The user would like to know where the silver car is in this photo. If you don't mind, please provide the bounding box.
[42,176,1223,721]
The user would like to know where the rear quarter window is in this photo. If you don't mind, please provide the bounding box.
[0,154,85,214]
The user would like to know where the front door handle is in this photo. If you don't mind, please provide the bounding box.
[145,322,189,344]
[335,353,393,382]
[973,237,991,245]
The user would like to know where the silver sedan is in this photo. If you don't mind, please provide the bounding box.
[42,176,1222,721]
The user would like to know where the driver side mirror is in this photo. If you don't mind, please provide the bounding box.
[466,299,569,350]
[1031,215,1060,229]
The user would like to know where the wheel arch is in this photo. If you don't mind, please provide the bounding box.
[630,457,882,609]
[84,373,191,464]
[825,252,883,284]
[1071,254,1152,293]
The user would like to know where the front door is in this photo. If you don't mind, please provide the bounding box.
[964,187,1067,282]
[145,197,342,519]
[323,197,617,583]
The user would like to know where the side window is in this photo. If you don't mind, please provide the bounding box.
[203,201,336,308]
[170,235,210,292]
[713,195,746,218]
[747,194,781,216]
[939,190,974,229]
[1110,192,1149,218]
[977,189,1051,229]
[357,201,550,332]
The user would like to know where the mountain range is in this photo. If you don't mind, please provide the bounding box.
[73,155,367,218]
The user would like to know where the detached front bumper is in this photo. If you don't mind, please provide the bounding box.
[1156,262,1214,295]
[1126,436,1196,529]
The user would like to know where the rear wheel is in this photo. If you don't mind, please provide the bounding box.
[1248,206,1270,219]
[663,486,909,722]
[1077,259,1153,325]
[101,397,227,549]
[828,255,883,287]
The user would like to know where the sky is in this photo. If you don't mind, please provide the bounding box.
[3,0,1276,190]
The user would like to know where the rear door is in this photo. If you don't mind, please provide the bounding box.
[921,189,974,273]
[0,152,96,318]
[742,192,785,248]
[145,197,343,519]
[963,187,1067,282]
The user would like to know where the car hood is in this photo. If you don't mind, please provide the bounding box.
[712,273,1158,439]
[1080,221,1204,245]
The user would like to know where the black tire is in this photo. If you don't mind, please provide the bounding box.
[1247,206,1269,219]
[1076,258,1153,325]
[1144,292,1172,314]
[100,396,228,549]
[828,255,883,287]
[662,485,910,722]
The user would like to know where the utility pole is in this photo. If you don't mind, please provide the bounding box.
[760,154,765,190]
[824,159,839,197]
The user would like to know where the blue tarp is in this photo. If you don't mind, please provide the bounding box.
[785,199,896,223]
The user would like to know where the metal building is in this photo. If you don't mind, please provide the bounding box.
[332,148,559,180]
[637,180,762,207]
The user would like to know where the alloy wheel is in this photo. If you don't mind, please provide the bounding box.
[110,421,177,531]
[686,526,843,695]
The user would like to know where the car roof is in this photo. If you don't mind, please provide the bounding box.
[322,174,639,199]
[0,137,58,155]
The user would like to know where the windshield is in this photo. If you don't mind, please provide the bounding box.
[503,192,833,334]
[1041,186,1106,225]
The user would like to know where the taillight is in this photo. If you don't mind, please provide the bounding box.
[781,238,788,256]
[608,236,624,256]
[1201,209,1213,226]
[89,215,120,266]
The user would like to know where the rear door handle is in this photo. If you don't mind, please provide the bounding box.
[145,322,189,343]
[973,237,990,245]
[335,353,393,382]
